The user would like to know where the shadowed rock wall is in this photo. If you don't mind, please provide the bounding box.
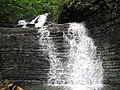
[58,0,120,89]
[86,12,120,89]
[0,24,69,87]
[0,28,50,87]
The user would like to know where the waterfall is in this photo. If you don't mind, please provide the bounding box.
[47,23,103,86]
[18,13,49,28]
[31,13,49,28]
[38,22,103,89]
[66,23,103,85]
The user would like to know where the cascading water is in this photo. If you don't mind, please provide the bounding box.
[18,13,49,28]
[66,23,103,85]
[37,21,103,90]
[46,23,103,89]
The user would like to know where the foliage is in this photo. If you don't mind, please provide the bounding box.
[0,0,74,23]
[105,0,114,11]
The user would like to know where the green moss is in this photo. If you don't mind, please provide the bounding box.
[0,0,75,23]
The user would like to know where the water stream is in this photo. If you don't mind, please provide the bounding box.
[38,22,103,90]
[66,23,103,85]
[18,13,49,28]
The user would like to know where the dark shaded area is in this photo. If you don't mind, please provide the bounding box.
[58,0,119,23]
[0,24,70,88]
[0,28,50,87]
[0,21,18,28]
[87,12,120,89]
[58,0,120,89]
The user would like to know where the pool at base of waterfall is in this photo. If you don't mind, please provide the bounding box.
[25,84,114,90]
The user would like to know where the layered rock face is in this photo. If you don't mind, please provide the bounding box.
[86,3,120,89]
[0,25,69,87]
[59,0,120,88]
[0,0,120,89]
[0,28,50,86]
[87,13,120,88]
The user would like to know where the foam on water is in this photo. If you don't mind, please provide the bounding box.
[49,84,103,90]
[38,22,103,90]
[65,23,103,85]
[32,13,49,28]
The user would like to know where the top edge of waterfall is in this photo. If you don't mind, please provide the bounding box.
[18,12,86,29]
[43,22,86,30]
[18,13,49,28]
[37,22,86,30]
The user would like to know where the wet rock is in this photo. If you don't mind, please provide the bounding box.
[58,0,120,88]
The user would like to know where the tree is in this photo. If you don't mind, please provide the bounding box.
[0,0,74,23]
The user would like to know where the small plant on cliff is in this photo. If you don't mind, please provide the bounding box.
[105,0,114,11]
[51,0,75,22]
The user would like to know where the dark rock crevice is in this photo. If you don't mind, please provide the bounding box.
[58,0,111,23]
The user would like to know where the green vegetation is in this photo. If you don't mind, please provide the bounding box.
[0,0,74,23]
[105,0,115,11]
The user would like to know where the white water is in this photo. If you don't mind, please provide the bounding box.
[38,22,103,90]
[31,13,49,28]
[65,23,103,85]
[47,23,103,90]
[18,13,49,28]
